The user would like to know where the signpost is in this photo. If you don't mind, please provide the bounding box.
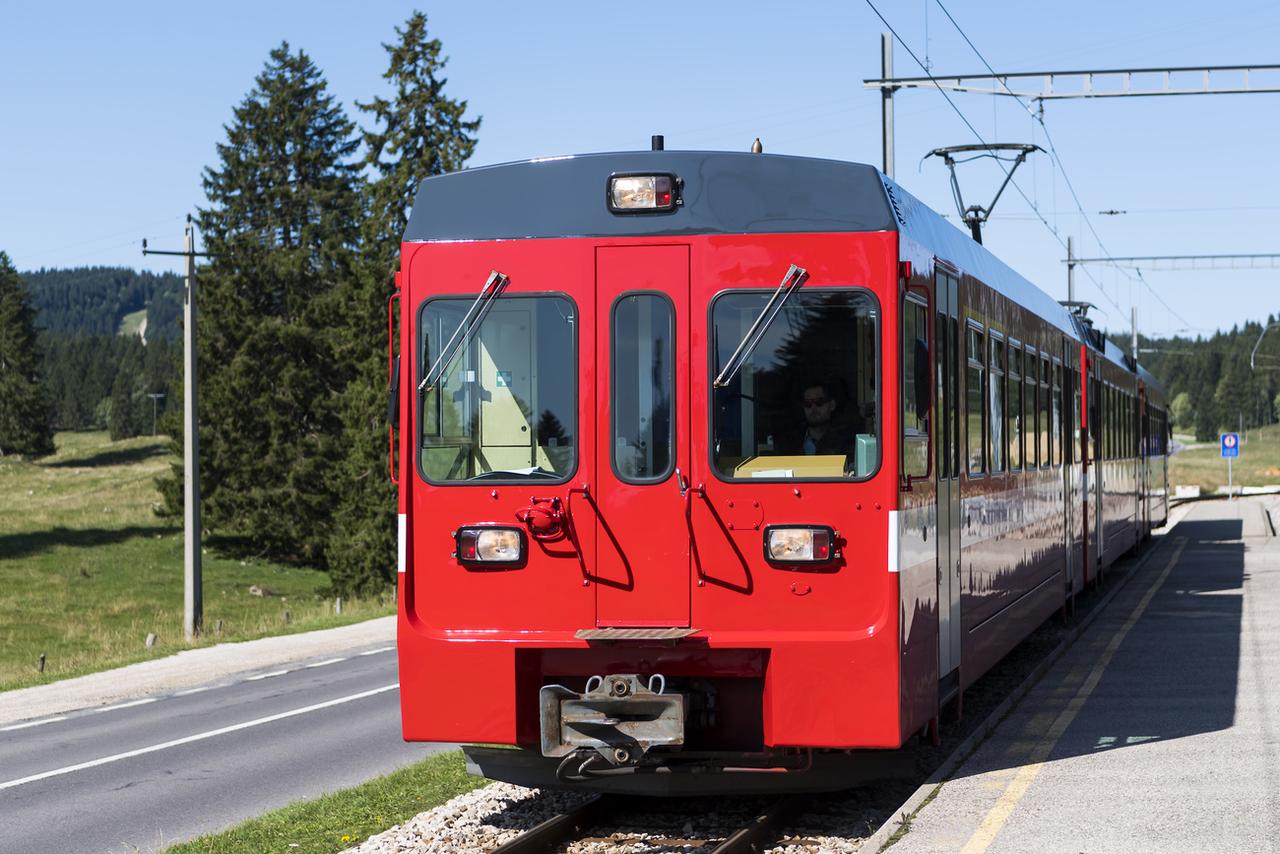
[1221,432,1240,499]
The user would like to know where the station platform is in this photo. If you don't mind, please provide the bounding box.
[890,498,1280,854]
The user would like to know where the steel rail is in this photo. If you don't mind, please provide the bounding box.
[489,794,616,854]
[711,797,802,853]
[490,793,799,853]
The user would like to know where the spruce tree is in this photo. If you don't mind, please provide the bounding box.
[0,252,55,458]
[325,12,481,595]
[160,44,361,565]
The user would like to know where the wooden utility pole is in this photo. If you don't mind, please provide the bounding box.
[143,218,207,641]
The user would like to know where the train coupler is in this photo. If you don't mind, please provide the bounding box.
[539,673,684,766]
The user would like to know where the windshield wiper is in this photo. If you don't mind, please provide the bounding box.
[419,269,510,392]
[713,264,809,388]
[470,467,559,480]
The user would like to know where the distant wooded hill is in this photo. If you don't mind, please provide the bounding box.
[21,266,182,437]
[23,266,182,340]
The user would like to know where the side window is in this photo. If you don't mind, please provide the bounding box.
[1026,355,1038,467]
[989,334,1005,473]
[966,323,986,475]
[1052,360,1063,466]
[902,295,931,479]
[1103,386,1110,460]
[1008,342,1022,470]
[1088,377,1099,461]
[612,293,674,483]
[1108,387,1116,460]
[1039,355,1051,468]
[1067,366,1078,465]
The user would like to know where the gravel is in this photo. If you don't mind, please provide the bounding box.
[346,782,593,853]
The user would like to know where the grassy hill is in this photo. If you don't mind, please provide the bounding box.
[0,432,393,692]
[1169,422,1280,493]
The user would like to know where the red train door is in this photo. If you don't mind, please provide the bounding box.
[593,245,691,627]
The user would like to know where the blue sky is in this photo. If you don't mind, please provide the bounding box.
[3,1,1278,338]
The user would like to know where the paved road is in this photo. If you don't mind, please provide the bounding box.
[0,643,452,853]
[891,498,1280,854]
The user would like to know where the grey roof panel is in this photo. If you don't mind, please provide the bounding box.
[404,151,896,242]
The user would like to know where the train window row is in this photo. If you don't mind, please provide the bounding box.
[1099,382,1139,462]
[963,318,1063,478]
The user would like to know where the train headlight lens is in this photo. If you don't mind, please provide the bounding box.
[456,527,525,565]
[608,174,678,212]
[765,526,835,564]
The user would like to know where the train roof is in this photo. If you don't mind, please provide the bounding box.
[403,150,896,241]
[878,174,1083,340]
[405,149,1159,384]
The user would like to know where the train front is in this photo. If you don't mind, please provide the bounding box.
[394,149,908,794]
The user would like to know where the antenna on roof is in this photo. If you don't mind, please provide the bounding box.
[751,137,763,154]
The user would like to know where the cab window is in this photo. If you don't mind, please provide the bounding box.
[711,289,879,480]
[419,295,576,483]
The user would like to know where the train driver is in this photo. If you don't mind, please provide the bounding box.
[785,378,862,457]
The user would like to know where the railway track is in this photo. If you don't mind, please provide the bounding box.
[490,793,803,854]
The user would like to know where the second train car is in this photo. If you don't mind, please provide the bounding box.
[390,146,1169,793]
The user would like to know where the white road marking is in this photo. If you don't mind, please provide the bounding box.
[0,683,399,792]
[305,657,347,668]
[245,669,291,681]
[92,698,157,713]
[175,686,212,696]
[358,646,395,656]
[0,716,68,732]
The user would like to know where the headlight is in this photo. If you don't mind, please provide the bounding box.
[764,526,836,564]
[456,526,526,565]
[608,174,679,212]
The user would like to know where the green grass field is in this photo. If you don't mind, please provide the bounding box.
[1169,423,1280,493]
[118,307,147,338]
[165,751,484,854]
[0,432,394,692]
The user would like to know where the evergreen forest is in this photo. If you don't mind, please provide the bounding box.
[1119,321,1280,441]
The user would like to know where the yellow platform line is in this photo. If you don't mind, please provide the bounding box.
[960,537,1188,854]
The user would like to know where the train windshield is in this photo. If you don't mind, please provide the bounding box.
[711,289,879,480]
[419,295,576,483]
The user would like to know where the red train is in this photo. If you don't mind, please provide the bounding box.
[390,145,1169,794]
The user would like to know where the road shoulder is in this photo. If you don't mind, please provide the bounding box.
[0,615,394,726]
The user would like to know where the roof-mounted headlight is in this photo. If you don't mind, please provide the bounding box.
[608,174,680,213]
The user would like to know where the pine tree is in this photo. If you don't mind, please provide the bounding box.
[108,342,145,441]
[325,12,481,595]
[160,44,361,565]
[0,252,54,458]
